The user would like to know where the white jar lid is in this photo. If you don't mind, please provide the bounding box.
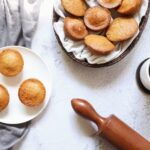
[140,58,150,90]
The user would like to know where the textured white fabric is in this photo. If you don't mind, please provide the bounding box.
[0,0,41,47]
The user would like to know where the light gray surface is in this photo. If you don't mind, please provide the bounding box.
[13,0,150,149]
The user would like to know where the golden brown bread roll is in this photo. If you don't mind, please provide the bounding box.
[97,0,122,9]
[0,49,24,77]
[61,0,87,16]
[106,17,138,42]
[64,17,88,40]
[0,85,9,112]
[84,6,111,31]
[18,79,46,107]
[84,34,115,55]
[117,0,142,15]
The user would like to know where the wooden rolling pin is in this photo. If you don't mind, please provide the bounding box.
[71,98,150,150]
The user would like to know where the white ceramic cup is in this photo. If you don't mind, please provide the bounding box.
[140,58,150,90]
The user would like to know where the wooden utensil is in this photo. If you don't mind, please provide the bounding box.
[71,98,150,150]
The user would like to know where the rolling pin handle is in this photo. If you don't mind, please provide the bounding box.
[71,99,106,132]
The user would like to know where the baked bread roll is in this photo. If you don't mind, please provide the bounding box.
[64,17,88,40]
[84,6,111,31]
[0,49,24,77]
[18,79,46,107]
[61,0,87,16]
[85,34,115,55]
[0,85,9,112]
[117,0,142,15]
[97,0,122,9]
[106,17,138,42]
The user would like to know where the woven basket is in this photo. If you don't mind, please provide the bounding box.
[53,2,150,68]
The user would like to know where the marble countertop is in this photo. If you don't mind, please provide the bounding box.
[13,0,150,149]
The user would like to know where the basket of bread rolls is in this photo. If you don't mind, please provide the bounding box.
[53,0,150,67]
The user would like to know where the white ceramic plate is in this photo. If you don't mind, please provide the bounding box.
[0,46,52,124]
